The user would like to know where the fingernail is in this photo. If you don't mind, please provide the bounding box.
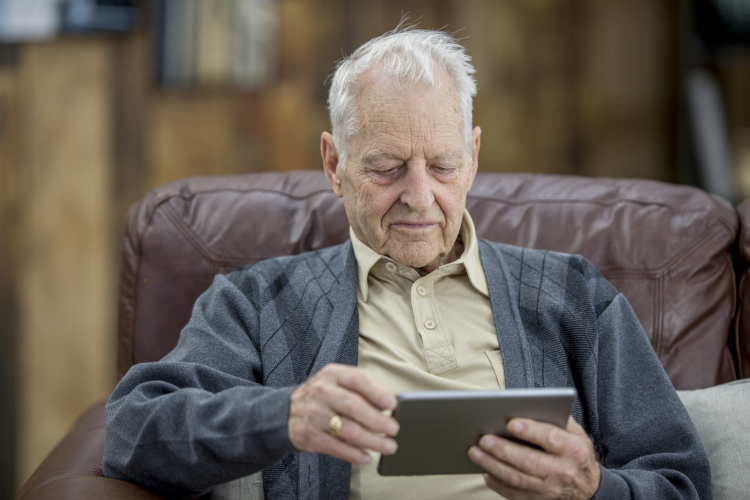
[469,447,483,461]
[380,395,395,409]
[510,421,524,433]
[479,435,494,449]
[383,439,398,455]
[386,421,399,436]
[361,454,371,464]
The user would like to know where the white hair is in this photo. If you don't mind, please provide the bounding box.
[328,25,477,168]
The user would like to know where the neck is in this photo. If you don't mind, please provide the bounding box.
[415,234,464,276]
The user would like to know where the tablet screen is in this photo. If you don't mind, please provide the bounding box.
[377,388,577,476]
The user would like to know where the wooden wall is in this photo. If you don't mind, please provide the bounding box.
[113,0,680,194]
[344,0,679,180]
[0,0,722,494]
[0,39,117,493]
[0,44,22,500]
[720,59,750,196]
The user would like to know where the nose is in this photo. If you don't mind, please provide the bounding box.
[399,165,434,213]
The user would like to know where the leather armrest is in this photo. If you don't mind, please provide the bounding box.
[15,399,166,500]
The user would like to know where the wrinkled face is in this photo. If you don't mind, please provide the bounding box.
[322,72,481,271]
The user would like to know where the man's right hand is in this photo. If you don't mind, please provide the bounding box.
[288,363,399,465]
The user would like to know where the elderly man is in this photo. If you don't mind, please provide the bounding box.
[103,28,709,500]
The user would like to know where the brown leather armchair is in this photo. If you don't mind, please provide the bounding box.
[16,171,749,500]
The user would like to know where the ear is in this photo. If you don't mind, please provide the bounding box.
[321,132,344,198]
[466,126,481,191]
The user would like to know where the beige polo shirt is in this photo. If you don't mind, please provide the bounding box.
[349,210,506,500]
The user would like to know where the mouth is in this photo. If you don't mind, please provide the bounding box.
[392,222,438,231]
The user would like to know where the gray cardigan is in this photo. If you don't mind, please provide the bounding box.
[103,240,711,500]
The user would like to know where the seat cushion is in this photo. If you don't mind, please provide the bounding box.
[678,379,750,500]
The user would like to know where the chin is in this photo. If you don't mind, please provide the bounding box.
[387,243,440,269]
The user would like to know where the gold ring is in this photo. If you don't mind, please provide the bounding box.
[329,414,343,439]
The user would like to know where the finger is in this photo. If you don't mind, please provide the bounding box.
[507,418,575,456]
[468,445,544,492]
[327,364,396,410]
[337,416,398,456]
[318,432,373,465]
[327,384,399,436]
[483,474,533,500]
[477,434,555,480]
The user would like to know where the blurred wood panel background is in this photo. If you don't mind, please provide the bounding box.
[16,39,116,493]
[0,45,22,500]
[1,0,748,495]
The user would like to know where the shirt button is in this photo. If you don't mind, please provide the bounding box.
[424,319,436,330]
[385,262,397,272]
[417,285,427,296]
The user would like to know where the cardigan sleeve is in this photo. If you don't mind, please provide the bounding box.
[591,293,711,500]
[102,273,296,499]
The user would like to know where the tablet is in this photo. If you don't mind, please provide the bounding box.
[377,388,577,476]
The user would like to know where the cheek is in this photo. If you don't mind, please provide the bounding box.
[356,185,398,221]
[435,186,466,221]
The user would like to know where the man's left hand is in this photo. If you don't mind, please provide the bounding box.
[468,416,600,500]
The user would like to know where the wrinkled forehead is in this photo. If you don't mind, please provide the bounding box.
[350,70,465,155]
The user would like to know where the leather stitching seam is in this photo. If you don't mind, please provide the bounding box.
[17,470,103,500]
[466,194,736,234]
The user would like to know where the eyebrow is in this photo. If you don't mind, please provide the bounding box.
[362,152,402,166]
[430,152,464,161]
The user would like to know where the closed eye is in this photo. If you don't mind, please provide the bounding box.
[369,164,404,183]
[430,164,459,176]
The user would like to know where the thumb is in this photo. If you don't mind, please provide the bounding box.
[566,416,587,436]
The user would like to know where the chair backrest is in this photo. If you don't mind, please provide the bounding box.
[117,171,740,390]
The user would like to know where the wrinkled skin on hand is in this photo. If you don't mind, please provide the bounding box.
[288,364,400,465]
[469,417,601,500]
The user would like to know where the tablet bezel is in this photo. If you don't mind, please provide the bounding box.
[377,388,577,476]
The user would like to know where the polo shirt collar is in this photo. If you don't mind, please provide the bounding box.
[350,209,489,301]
